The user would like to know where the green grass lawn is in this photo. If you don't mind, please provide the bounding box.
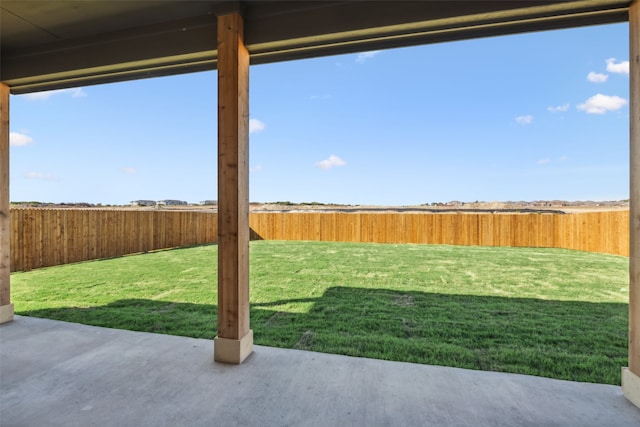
[11,240,629,385]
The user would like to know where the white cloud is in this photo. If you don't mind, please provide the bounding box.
[587,72,608,83]
[24,172,56,181]
[515,115,533,125]
[558,156,569,162]
[251,165,263,172]
[547,103,570,113]
[606,58,629,74]
[9,132,33,146]
[315,155,346,169]
[249,118,266,134]
[23,87,87,100]
[121,167,136,174]
[577,94,627,114]
[355,51,381,63]
[537,158,551,165]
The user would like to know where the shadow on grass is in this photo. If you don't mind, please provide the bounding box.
[22,286,627,385]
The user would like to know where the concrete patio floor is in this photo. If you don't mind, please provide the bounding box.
[2,316,640,427]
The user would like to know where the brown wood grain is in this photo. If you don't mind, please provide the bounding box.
[628,0,640,374]
[0,84,10,305]
[217,12,250,340]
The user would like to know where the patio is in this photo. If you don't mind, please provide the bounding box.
[2,0,640,417]
[2,315,640,426]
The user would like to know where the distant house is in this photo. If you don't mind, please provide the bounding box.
[130,200,156,207]
[200,200,218,205]
[158,199,188,206]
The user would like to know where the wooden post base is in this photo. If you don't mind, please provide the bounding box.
[214,330,253,364]
[622,368,640,409]
[0,303,14,324]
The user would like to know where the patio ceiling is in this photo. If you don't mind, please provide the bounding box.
[0,0,632,94]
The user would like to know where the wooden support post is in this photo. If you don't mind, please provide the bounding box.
[0,83,13,323]
[623,0,640,408]
[213,11,253,364]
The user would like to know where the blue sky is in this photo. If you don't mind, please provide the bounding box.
[9,22,630,206]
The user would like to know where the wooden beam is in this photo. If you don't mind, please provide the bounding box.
[630,0,640,374]
[0,83,13,323]
[623,0,640,408]
[214,11,253,364]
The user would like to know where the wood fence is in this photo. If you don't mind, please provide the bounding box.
[9,208,629,272]
[250,211,630,256]
[10,209,217,272]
